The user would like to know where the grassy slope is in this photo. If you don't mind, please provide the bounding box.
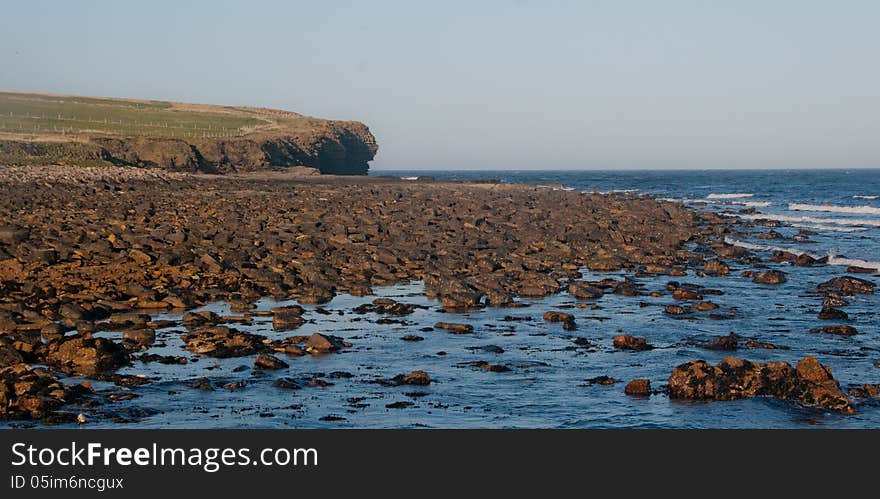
[0,91,377,173]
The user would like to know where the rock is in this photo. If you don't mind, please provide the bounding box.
[305,333,346,354]
[822,293,849,308]
[271,306,305,331]
[664,304,689,315]
[122,327,155,345]
[0,364,74,419]
[45,335,128,375]
[568,282,604,300]
[818,276,875,295]
[613,335,653,351]
[180,326,266,358]
[673,288,702,300]
[753,270,787,285]
[190,377,214,390]
[353,298,416,316]
[434,322,474,334]
[0,225,30,245]
[108,313,151,329]
[810,325,857,336]
[0,338,25,367]
[543,311,574,323]
[181,311,221,329]
[694,301,719,311]
[624,379,651,396]
[818,308,848,321]
[848,384,880,398]
[392,370,431,386]
[703,259,730,276]
[39,323,66,343]
[254,353,289,370]
[401,335,424,341]
[703,334,738,350]
[668,355,853,413]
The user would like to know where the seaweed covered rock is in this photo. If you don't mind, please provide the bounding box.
[668,356,853,413]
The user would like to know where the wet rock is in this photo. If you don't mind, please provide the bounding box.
[753,270,787,285]
[190,377,214,390]
[703,334,738,351]
[401,335,424,341]
[45,335,128,375]
[272,378,302,390]
[122,327,155,346]
[108,313,151,330]
[703,259,730,276]
[392,370,431,386]
[434,322,474,334]
[583,375,617,386]
[694,301,719,311]
[673,288,703,300]
[353,298,416,316]
[613,335,653,351]
[181,311,221,329]
[567,282,604,300]
[39,323,66,343]
[668,356,853,413]
[848,384,880,398]
[0,364,76,419]
[664,304,689,315]
[810,325,857,336]
[305,333,347,354]
[822,293,849,308]
[254,353,289,370]
[543,310,577,329]
[818,308,849,321]
[818,276,875,295]
[271,306,305,331]
[624,379,651,396]
[180,326,266,358]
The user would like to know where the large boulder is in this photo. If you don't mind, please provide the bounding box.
[668,356,853,413]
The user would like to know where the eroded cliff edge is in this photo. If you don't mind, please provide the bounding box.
[0,92,378,175]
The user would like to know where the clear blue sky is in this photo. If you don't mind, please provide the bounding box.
[2,0,878,170]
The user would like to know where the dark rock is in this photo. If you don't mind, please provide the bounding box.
[753,270,787,285]
[45,335,128,375]
[392,370,431,386]
[434,322,473,334]
[254,353,289,370]
[668,355,853,413]
[818,308,849,321]
[810,325,857,336]
[568,282,604,300]
[818,276,875,295]
[180,326,266,358]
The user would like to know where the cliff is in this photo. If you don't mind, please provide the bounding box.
[0,91,378,175]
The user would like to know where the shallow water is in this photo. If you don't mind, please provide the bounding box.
[5,169,879,429]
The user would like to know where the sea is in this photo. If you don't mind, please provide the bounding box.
[7,169,878,429]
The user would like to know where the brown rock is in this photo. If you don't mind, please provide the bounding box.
[613,335,653,351]
[434,322,474,334]
[810,325,857,336]
[393,370,431,386]
[254,353,289,370]
[624,379,651,396]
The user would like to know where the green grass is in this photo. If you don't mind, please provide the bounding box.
[0,92,266,139]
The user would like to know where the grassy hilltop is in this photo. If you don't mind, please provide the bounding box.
[0,91,378,174]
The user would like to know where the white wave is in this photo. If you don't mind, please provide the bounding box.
[400,176,420,180]
[789,203,880,215]
[706,193,754,199]
[699,199,772,207]
[734,213,880,228]
[853,195,878,200]
[723,237,880,271]
[790,223,867,233]
[827,256,880,271]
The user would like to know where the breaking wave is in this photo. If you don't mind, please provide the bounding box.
[706,193,754,199]
[723,237,880,271]
[789,203,880,215]
[735,213,880,228]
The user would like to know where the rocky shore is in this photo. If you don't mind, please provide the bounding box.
[0,165,876,424]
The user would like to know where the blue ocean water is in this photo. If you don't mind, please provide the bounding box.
[7,169,878,429]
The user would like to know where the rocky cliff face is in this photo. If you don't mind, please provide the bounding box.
[0,122,378,175]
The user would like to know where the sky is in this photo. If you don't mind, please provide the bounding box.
[1,0,878,170]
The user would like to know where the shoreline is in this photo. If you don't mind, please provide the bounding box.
[0,164,875,425]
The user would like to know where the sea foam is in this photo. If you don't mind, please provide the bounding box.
[706,193,754,199]
[735,213,880,228]
[789,203,880,215]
